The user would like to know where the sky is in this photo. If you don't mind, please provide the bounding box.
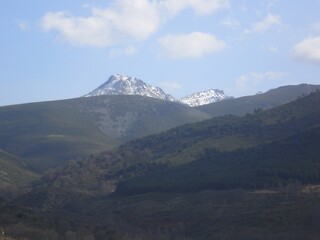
[1,0,320,106]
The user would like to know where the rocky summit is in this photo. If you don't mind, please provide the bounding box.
[85,74,175,102]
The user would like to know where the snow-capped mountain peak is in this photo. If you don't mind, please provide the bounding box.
[85,74,175,102]
[85,74,231,107]
[179,89,230,107]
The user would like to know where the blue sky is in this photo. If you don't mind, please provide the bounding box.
[1,0,320,106]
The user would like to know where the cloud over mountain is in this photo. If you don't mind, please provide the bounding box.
[242,14,281,37]
[40,0,229,47]
[158,32,226,59]
[41,0,161,47]
[293,36,320,63]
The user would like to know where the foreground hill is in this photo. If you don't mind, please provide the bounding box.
[197,84,320,116]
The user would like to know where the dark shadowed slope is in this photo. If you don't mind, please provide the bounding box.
[0,149,39,199]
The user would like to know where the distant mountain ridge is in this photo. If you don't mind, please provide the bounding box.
[84,74,230,107]
[197,84,320,116]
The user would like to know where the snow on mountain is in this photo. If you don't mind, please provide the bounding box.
[85,74,175,102]
[179,89,230,107]
[85,74,231,107]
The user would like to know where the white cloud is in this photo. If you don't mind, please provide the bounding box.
[41,0,161,47]
[158,32,226,59]
[293,36,320,63]
[243,14,281,37]
[221,18,240,28]
[160,81,182,90]
[162,0,229,15]
[236,71,287,89]
[40,0,229,47]
[252,14,281,32]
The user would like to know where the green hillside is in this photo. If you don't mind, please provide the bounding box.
[0,95,209,173]
[197,84,320,116]
[0,101,117,173]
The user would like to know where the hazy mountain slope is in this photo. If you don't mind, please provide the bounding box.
[68,95,210,142]
[0,95,210,173]
[197,84,320,116]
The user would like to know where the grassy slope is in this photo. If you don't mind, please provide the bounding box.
[0,100,117,173]
[197,84,320,116]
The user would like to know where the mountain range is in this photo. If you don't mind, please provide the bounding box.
[85,74,230,107]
